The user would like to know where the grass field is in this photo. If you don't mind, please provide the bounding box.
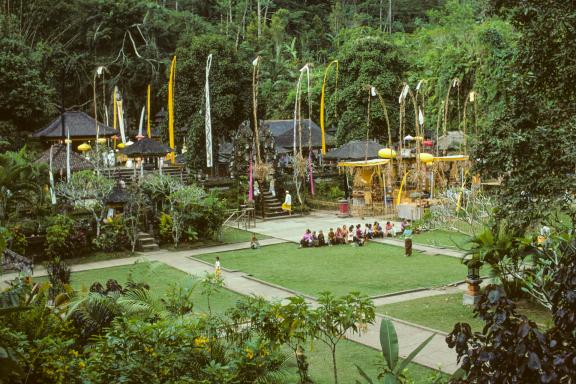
[196,242,469,297]
[161,227,271,251]
[37,262,243,314]
[377,293,553,333]
[283,339,446,384]
[411,230,472,250]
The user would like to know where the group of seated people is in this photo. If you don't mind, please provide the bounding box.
[299,220,411,248]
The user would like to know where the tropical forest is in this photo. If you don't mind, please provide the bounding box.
[0,0,575,383]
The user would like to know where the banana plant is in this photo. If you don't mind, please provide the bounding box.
[355,318,434,384]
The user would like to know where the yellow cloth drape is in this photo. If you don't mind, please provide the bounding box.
[168,56,177,164]
[320,60,338,155]
[147,84,151,138]
[397,171,408,204]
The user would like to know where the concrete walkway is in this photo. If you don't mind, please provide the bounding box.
[2,237,461,374]
[371,238,465,258]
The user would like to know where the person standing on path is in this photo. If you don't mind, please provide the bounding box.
[215,256,222,278]
[282,190,292,215]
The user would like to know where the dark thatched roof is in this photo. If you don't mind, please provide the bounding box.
[437,131,465,151]
[324,140,385,160]
[106,185,129,204]
[32,111,116,139]
[35,144,94,171]
[262,119,335,149]
[122,138,171,157]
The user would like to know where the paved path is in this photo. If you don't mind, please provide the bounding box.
[1,236,460,373]
[371,238,466,258]
[372,285,465,306]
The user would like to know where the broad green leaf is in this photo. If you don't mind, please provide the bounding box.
[379,318,399,370]
[397,333,435,373]
[354,365,374,384]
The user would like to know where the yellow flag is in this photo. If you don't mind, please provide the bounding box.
[320,60,338,155]
[168,56,176,164]
[147,84,151,138]
[397,171,408,204]
[113,87,118,149]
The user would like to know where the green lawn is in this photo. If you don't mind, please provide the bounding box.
[196,243,469,297]
[220,227,271,243]
[377,293,553,333]
[283,339,446,384]
[161,227,271,251]
[62,250,133,266]
[412,230,472,250]
[37,262,243,314]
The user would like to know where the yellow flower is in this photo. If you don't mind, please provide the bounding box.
[245,348,254,360]
[78,361,86,369]
[194,337,209,348]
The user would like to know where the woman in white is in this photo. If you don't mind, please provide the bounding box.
[215,256,222,279]
[282,190,292,215]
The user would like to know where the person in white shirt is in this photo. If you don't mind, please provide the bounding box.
[282,190,292,215]
[214,256,222,278]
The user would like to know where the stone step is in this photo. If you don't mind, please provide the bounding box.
[139,238,157,245]
[139,243,159,252]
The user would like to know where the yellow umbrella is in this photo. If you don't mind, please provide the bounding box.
[417,153,434,163]
[378,148,397,159]
[78,143,92,152]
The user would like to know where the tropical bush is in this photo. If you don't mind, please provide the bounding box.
[45,214,75,259]
[92,216,129,252]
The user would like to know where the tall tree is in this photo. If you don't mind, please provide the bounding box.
[176,34,250,172]
[473,0,576,228]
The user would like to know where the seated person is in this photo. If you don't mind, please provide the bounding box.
[353,224,365,246]
[328,228,336,246]
[312,231,319,247]
[335,227,343,244]
[372,222,381,238]
[318,230,326,246]
[364,223,373,239]
[385,221,394,237]
[299,229,313,248]
[250,233,260,249]
[347,225,355,244]
[398,220,410,236]
[341,225,349,244]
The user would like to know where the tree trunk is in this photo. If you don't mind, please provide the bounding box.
[331,345,338,384]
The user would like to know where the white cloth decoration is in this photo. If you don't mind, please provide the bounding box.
[116,87,127,144]
[418,108,424,126]
[398,84,410,104]
[138,106,145,137]
[205,54,213,167]
[49,145,56,204]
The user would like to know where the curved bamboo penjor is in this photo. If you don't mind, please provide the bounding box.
[251,56,272,181]
[292,64,312,207]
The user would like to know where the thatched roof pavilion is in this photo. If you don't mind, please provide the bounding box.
[35,144,94,172]
[122,138,171,158]
[324,140,385,161]
[32,111,116,141]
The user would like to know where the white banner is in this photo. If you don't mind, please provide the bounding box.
[49,145,57,204]
[205,54,213,168]
[116,87,127,144]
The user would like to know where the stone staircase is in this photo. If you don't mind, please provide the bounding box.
[136,232,159,252]
[256,191,289,219]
